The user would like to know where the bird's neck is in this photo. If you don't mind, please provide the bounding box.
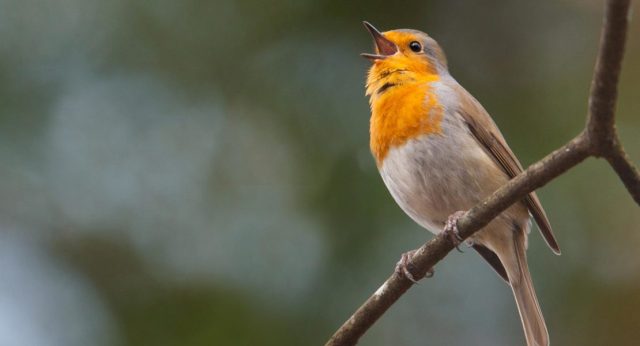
[367,70,444,166]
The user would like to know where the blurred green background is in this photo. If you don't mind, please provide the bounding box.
[1,0,639,345]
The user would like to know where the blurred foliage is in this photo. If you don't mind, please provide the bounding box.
[0,0,639,345]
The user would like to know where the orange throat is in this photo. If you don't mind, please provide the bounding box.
[367,67,443,166]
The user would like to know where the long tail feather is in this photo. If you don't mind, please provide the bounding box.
[510,233,549,346]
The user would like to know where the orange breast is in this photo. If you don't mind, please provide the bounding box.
[370,79,444,165]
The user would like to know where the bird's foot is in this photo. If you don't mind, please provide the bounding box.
[444,211,466,252]
[395,249,433,283]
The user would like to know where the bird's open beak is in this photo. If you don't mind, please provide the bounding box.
[361,21,397,61]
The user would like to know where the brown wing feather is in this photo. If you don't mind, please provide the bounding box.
[454,84,561,254]
[472,244,509,283]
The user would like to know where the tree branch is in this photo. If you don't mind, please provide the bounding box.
[325,135,590,346]
[326,0,635,344]
[607,137,640,204]
[584,0,639,203]
[586,0,630,147]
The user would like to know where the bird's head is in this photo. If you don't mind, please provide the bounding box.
[362,21,448,95]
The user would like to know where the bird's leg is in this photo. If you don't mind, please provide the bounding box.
[395,249,434,283]
[444,211,466,252]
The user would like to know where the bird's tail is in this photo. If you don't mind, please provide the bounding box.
[509,232,549,346]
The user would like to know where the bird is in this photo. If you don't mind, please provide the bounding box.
[361,21,560,346]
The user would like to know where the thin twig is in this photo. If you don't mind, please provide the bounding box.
[326,0,635,344]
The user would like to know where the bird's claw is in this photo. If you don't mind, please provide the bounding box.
[395,250,433,283]
[444,211,466,252]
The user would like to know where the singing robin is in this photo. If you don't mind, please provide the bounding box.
[362,21,560,346]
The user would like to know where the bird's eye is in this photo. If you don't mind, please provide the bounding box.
[409,41,422,52]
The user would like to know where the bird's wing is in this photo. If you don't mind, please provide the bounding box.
[472,244,509,282]
[454,84,560,254]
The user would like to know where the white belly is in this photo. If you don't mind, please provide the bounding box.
[378,111,508,235]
